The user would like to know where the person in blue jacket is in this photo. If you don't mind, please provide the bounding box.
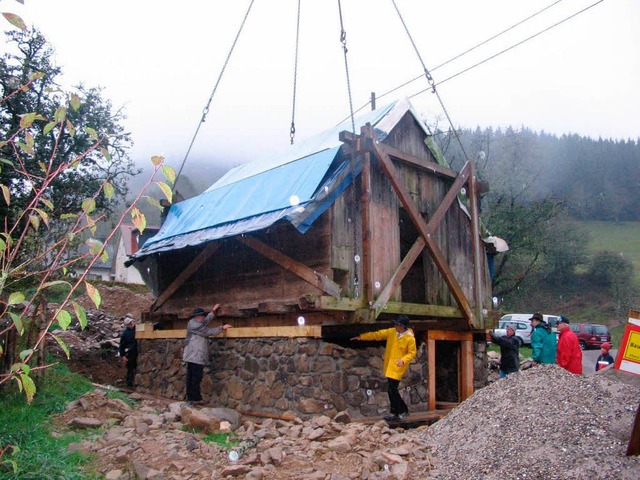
[530,313,557,365]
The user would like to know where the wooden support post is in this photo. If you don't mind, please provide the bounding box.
[460,336,474,401]
[467,161,485,329]
[427,334,436,411]
[359,136,373,306]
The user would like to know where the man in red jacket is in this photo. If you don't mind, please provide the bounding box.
[556,316,582,374]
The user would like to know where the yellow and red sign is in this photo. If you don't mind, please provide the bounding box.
[614,310,640,376]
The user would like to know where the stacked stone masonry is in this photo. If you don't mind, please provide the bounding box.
[137,337,488,418]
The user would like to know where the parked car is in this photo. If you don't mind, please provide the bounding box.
[492,313,560,346]
[568,323,611,350]
[492,319,531,346]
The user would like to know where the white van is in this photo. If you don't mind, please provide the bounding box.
[492,313,559,346]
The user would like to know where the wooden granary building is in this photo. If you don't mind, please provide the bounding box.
[130,99,495,417]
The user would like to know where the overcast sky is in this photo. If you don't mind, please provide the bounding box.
[3,0,639,174]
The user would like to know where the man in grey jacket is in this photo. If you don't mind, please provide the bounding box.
[183,304,232,403]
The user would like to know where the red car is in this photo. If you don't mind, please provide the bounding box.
[569,323,611,350]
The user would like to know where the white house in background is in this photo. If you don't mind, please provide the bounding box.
[70,241,115,281]
[113,224,160,284]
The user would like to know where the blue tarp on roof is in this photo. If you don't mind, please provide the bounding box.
[135,100,407,257]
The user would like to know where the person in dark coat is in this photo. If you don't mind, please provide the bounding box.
[183,305,232,404]
[489,324,520,378]
[119,313,138,388]
[595,342,615,371]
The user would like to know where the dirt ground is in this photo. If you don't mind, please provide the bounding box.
[56,285,154,386]
[53,287,640,479]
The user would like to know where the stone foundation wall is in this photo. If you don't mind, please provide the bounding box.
[137,337,488,418]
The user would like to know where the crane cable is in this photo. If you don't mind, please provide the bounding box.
[410,0,605,97]
[174,0,256,193]
[385,0,565,101]
[345,0,601,128]
[390,0,471,165]
[337,0,360,298]
[337,0,356,135]
[290,0,302,144]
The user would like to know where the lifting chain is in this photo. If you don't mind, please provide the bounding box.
[390,0,470,164]
[174,0,256,192]
[290,0,301,144]
[337,0,356,135]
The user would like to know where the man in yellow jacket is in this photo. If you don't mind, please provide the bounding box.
[351,315,417,421]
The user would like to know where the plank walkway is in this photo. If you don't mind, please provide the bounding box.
[355,404,456,428]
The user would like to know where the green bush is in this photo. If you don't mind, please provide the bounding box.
[589,250,633,286]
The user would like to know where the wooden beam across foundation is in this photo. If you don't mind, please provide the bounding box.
[135,323,321,339]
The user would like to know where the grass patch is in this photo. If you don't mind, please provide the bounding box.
[202,432,239,450]
[0,363,100,480]
[610,324,626,348]
[488,344,532,358]
[577,220,640,282]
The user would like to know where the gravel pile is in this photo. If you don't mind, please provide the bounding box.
[420,364,640,480]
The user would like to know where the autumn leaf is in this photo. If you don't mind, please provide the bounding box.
[84,281,102,309]
[8,291,25,305]
[72,301,88,330]
[156,181,173,203]
[162,165,176,184]
[2,13,26,31]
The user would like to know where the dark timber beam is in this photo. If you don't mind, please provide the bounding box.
[372,237,426,317]
[340,130,458,179]
[150,242,220,312]
[237,235,341,299]
[467,161,485,329]
[372,157,475,318]
[368,128,476,326]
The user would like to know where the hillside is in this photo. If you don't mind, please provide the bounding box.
[580,220,640,283]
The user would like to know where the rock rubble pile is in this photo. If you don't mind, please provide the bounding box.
[421,364,640,480]
[58,364,640,480]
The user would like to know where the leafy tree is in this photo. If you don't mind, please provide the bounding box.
[589,250,634,314]
[0,28,140,232]
[0,22,176,407]
[437,126,581,295]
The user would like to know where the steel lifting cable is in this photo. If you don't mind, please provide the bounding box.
[340,0,570,125]
[290,0,302,144]
[411,0,605,96]
[174,0,256,192]
[337,0,356,135]
[337,0,360,298]
[390,0,471,166]
[381,0,566,102]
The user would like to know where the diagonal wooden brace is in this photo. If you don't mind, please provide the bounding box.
[370,137,475,325]
[237,235,341,299]
[150,242,220,312]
